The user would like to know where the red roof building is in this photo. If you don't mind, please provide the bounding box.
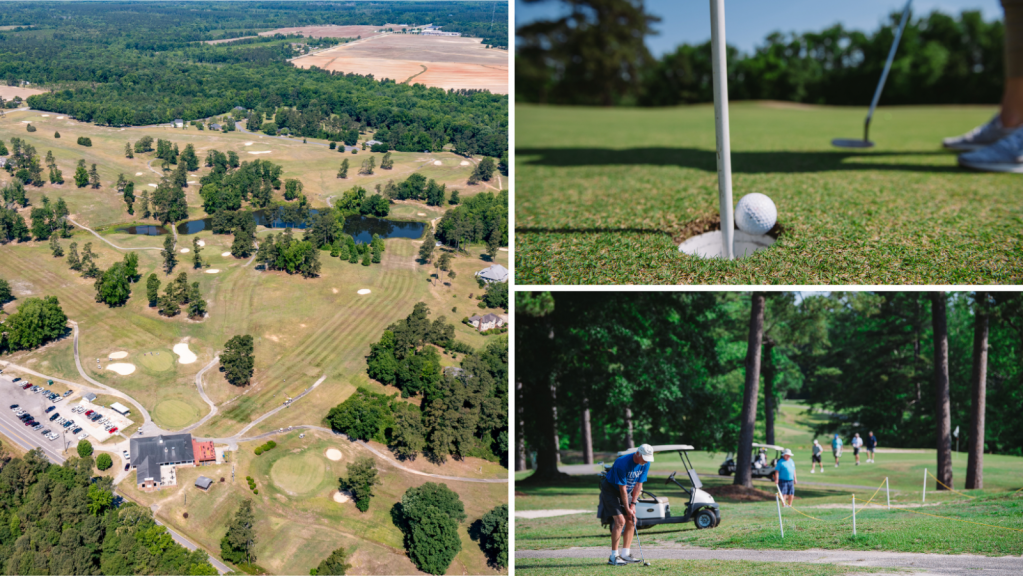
[192,439,216,465]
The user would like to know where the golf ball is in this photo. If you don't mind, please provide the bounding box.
[735,193,777,235]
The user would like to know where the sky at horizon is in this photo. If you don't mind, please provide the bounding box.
[515,0,1002,55]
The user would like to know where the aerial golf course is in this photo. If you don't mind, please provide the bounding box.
[515,102,1023,285]
[515,402,1023,575]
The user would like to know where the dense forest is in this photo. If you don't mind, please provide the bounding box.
[328,303,508,464]
[0,447,217,575]
[0,2,507,157]
[517,1,1003,107]
[516,292,1023,481]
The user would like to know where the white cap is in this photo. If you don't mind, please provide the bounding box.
[637,444,655,462]
[783,449,793,457]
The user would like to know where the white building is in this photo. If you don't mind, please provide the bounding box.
[475,264,508,284]
[110,402,131,416]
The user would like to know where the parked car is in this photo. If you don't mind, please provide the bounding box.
[11,377,21,383]
[77,432,89,440]
[123,463,130,472]
[63,391,73,397]
[31,424,42,430]
[122,450,130,460]
[72,427,82,434]
[21,383,32,390]
[45,406,55,413]
[9,404,18,410]
[85,410,94,416]
[40,429,50,435]
[49,414,59,421]
[109,427,118,433]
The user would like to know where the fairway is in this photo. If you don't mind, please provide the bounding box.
[515,102,1023,284]
[152,399,201,429]
[270,452,328,495]
[137,350,175,372]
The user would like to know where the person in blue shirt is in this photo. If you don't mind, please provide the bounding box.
[831,433,844,468]
[599,443,652,565]
[774,448,797,507]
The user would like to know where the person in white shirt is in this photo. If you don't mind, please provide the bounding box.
[851,433,864,466]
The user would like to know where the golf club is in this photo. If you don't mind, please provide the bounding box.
[832,0,913,148]
[634,525,650,566]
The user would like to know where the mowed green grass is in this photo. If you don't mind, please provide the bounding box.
[515,102,1023,284]
[270,452,327,495]
[516,558,892,576]
[515,403,1023,557]
[152,398,201,429]
[137,349,175,372]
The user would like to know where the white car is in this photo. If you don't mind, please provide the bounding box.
[122,450,130,460]
[77,432,89,440]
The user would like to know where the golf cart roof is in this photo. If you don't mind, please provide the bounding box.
[617,444,695,457]
[751,443,785,451]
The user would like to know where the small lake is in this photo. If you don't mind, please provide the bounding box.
[119,211,424,242]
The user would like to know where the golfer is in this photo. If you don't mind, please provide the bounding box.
[774,448,797,507]
[946,1,1023,172]
[810,439,824,474]
[852,433,864,466]
[865,431,878,463]
[600,444,653,565]
[832,433,843,468]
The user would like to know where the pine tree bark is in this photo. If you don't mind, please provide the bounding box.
[763,340,776,447]
[624,407,635,449]
[966,292,989,489]
[515,379,526,472]
[735,292,766,489]
[581,397,594,465]
[930,292,953,490]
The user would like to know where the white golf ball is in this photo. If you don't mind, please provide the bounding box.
[735,193,777,235]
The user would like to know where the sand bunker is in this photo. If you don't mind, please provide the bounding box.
[333,490,351,504]
[460,160,470,166]
[433,160,442,165]
[41,114,49,117]
[108,351,129,360]
[417,212,426,216]
[180,248,190,254]
[325,449,343,461]
[205,269,220,274]
[56,116,64,120]
[221,251,231,257]
[148,184,157,188]
[248,151,271,155]
[515,509,592,519]
[107,363,136,375]
[20,121,31,124]
[244,142,253,146]
[135,172,143,176]
[197,240,205,247]
[172,342,197,364]
[357,289,371,295]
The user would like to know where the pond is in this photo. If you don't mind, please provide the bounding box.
[118,211,424,241]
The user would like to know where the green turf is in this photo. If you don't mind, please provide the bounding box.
[270,452,328,495]
[515,558,894,576]
[137,350,175,372]
[152,398,202,429]
[515,102,1023,284]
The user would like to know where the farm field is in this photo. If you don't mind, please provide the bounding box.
[515,102,1023,285]
[120,429,507,575]
[294,34,508,94]
[261,24,406,39]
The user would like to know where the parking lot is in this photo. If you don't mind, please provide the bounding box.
[0,372,77,458]
[69,400,133,443]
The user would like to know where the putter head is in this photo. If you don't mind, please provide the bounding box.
[832,138,874,149]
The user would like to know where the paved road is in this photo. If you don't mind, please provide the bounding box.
[517,547,1023,575]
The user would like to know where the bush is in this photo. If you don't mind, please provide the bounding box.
[96,453,113,470]
[255,447,263,455]
[77,439,93,458]
[183,512,189,518]
[370,143,388,153]
[329,141,336,150]
[254,440,277,454]
[351,149,357,154]
[76,136,93,147]
[26,124,36,132]
[54,131,60,138]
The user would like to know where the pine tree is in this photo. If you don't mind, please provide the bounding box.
[188,282,207,319]
[162,236,177,274]
[123,181,135,215]
[361,250,371,266]
[418,230,435,263]
[337,158,349,179]
[140,190,150,219]
[158,283,180,317]
[192,237,204,269]
[73,161,89,188]
[67,242,81,270]
[380,152,393,170]
[88,164,101,189]
[146,273,160,306]
[49,235,63,257]
[124,142,134,158]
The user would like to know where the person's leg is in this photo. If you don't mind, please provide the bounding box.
[611,514,624,554]
[623,516,635,550]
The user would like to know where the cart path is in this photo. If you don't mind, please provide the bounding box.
[230,374,326,440]
[517,546,1023,575]
[68,218,163,251]
[177,356,220,433]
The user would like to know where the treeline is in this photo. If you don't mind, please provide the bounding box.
[517,4,1003,106]
[0,296,68,354]
[328,303,508,463]
[0,447,217,574]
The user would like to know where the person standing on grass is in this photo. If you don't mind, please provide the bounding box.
[865,431,878,463]
[852,433,864,466]
[774,449,797,507]
[811,439,824,474]
[832,433,844,468]
[600,444,653,566]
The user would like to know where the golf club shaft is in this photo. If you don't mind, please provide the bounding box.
[709,0,734,260]
[865,0,913,141]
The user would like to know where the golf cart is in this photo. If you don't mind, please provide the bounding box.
[717,443,784,479]
[598,444,721,531]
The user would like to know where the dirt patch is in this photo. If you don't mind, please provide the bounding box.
[261,24,402,39]
[204,36,258,45]
[702,485,776,502]
[0,86,45,100]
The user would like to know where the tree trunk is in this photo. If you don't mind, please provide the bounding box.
[930,292,953,491]
[763,340,776,447]
[624,407,635,449]
[735,292,766,489]
[581,397,593,465]
[966,292,989,489]
[515,379,526,472]
[531,375,562,479]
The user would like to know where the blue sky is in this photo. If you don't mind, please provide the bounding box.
[515,0,1002,55]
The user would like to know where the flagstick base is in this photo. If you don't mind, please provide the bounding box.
[679,230,774,259]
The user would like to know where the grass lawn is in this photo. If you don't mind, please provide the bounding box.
[120,429,507,575]
[515,558,892,576]
[515,102,1023,284]
[515,402,1023,557]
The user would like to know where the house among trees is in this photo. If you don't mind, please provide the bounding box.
[195,476,214,491]
[0,158,6,168]
[475,264,508,284]
[173,119,184,128]
[210,123,222,131]
[365,139,383,146]
[468,313,504,331]
[130,433,196,489]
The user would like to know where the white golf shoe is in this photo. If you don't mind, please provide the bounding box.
[943,114,1016,151]
[609,554,628,566]
[958,126,1023,173]
[619,554,642,564]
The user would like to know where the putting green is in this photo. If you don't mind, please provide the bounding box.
[270,452,327,495]
[137,350,175,372]
[152,399,200,429]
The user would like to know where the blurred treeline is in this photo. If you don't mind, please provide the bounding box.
[516,0,1004,106]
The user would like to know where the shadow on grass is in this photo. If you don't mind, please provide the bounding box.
[517,147,958,174]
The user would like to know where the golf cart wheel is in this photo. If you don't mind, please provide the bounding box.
[712,509,721,527]
[694,509,716,530]
[718,467,731,476]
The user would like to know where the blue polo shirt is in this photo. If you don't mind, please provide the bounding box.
[775,457,795,481]
[607,453,650,492]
